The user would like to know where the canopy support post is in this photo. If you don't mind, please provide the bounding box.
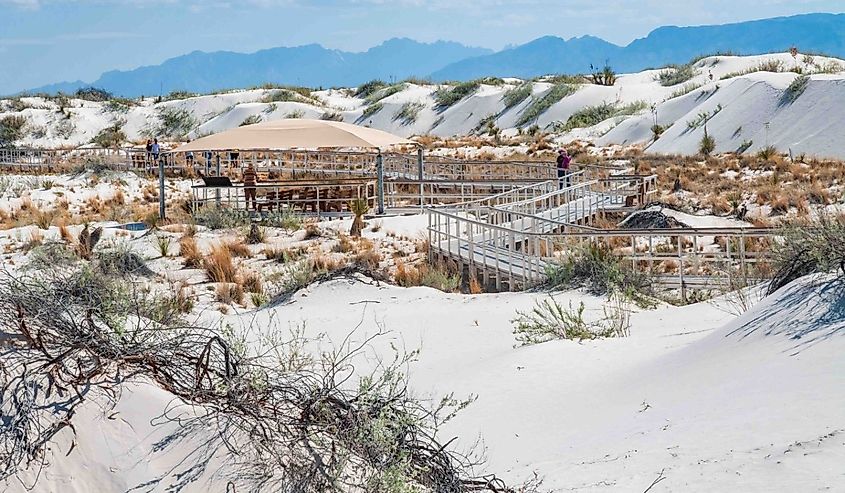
[158,155,166,221]
[376,151,385,215]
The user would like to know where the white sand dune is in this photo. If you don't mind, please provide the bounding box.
[6,272,842,492]
[3,53,844,159]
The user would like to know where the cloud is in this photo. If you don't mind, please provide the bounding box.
[0,31,147,46]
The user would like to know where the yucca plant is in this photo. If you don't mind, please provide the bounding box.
[349,198,369,237]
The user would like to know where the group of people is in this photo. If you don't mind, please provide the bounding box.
[144,138,161,165]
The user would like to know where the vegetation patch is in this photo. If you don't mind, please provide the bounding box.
[779,75,810,106]
[501,82,533,110]
[559,100,648,132]
[656,64,699,86]
[516,83,579,127]
[433,81,481,110]
[393,101,424,125]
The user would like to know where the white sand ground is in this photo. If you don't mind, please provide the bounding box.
[5,270,843,492]
[3,53,844,159]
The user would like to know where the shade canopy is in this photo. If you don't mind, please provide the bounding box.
[174,119,415,153]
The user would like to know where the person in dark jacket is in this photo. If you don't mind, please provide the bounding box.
[556,148,572,189]
[242,162,258,211]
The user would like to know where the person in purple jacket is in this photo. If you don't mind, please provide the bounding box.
[556,148,572,189]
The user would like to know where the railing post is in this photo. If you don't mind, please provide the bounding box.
[417,147,424,208]
[376,151,385,215]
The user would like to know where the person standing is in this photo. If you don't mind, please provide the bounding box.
[145,139,153,166]
[151,138,161,167]
[242,161,258,211]
[556,148,572,189]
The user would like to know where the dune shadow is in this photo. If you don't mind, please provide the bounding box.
[726,276,845,355]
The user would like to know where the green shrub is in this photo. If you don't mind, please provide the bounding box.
[757,145,778,161]
[544,243,651,299]
[512,295,630,345]
[240,114,262,126]
[92,122,126,148]
[501,82,532,110]
[364,83,405,105]
[589,63,617,86]
[516,84,579,127]
[0,115,28,147]
[393,101,424,125]
[779,75,809,106]
[768,214,845,295]
[699,129,716,155]
[154,107,196,138]
[74,87,112,102]
[433,81,480,109]
[656,64,698,86]
[194,206,251,230]
[263,210,302,231]
[355,79,387,99]
[561,100,647,132]
[361,103,383,119]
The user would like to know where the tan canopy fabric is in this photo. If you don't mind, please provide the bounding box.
[174,119,415,153]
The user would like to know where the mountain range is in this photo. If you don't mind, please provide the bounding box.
[22,13,845,98]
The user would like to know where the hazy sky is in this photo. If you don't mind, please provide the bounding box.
[1,0,842,94]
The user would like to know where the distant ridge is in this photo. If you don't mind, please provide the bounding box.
[21,13,845,97]
[432,13,845,79]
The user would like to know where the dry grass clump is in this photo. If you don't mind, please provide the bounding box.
[333,234,355,253]
[216,282,245,305]
[310,252,343,273]
[224,239,252,258]
[179,235,203,268]
[304,222,322,239]
[353,244,382,271]
[263,245,306,263]
[394,259,461,292]
[241,271,264,294]
[204,243,238,283]
[58,224,74,243]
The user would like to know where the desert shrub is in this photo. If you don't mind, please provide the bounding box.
[355,79,387,99]
[757,145,778,161]
[420,262,461,292]
[241,271,264,294]
[433,81,480,109]
[361,103,383,119]
[0,115,27,147]
[737,140,753,154]
[364,83,405,105]
[651,124,665,141]
[779,75,809,106]
[162,90,198,101]
[97,244,155,277]
[92,121,126,148]
[216,282,245,305]
[25,241,79,271]
[501,82,533,110]
[262,88,313,104]
[320,111,343,121]
[561,100,648,132]
[154,107,196,138]
[194,206,251,230]
[512,295,630,345]
[304,222,321,239]
[516,84,579,127]
[656,64,698,86]
[699,129,716,156]
[768,214,845,295]
[245,223,266,244]
[240,114,262,126]
[721,59,785,80]
[589,63,617,86]
[0,262,525,492]
[545,243,651,299]
[666,82,705,100]
[263,210,302,231]
[393,101,424,125]
[74,87,112,102]
[285,110,305,119]
[155,234,172,257]
[104,98,137,113]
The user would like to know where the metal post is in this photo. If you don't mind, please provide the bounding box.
[376,151,385,215]
[215,154,221,207]
[158,156,166,221]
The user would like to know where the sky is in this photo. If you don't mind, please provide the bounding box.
[1,0,842,94]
